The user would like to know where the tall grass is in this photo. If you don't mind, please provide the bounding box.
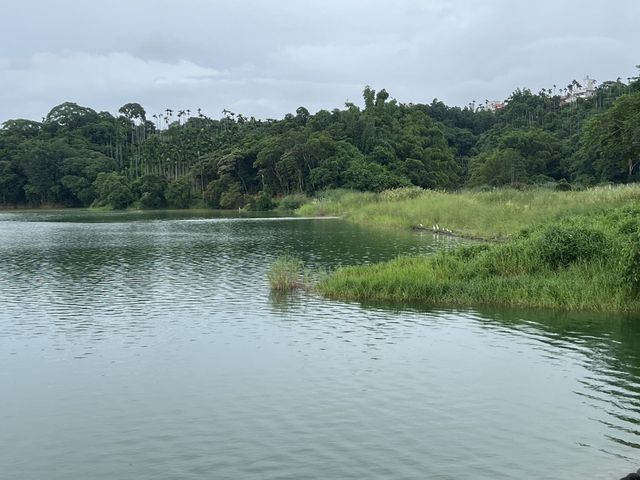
[298,185,640,240]
[268,255,306,292]
[319,207,640,312]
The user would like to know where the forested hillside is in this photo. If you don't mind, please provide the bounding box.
[1,69,639,209]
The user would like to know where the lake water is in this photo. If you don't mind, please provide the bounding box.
[0,210,638,479]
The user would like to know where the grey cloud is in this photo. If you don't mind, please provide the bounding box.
[1,0,639,123]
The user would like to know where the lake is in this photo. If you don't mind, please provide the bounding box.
[0,210,638,479]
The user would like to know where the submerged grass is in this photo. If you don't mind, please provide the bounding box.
[319,206,640,313]
[298,185,640,240]
[268,255,307,292]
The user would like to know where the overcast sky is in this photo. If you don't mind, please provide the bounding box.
[1,0,638,123]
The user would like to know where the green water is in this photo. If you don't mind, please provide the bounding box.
[0,210,638,479]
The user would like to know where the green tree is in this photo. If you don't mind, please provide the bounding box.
[577,93,640,182]
[468,148,527,187]
[45,102,99,130]
[0,160,24,204]
[133,174,168,208]
[343,159,409,192]
[166,177,192,208]
[94,172,133,209]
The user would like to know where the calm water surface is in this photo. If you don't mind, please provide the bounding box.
[0,210,638,479]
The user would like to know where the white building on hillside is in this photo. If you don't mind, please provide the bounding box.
[561,75,597,104]
[485,100,506,111]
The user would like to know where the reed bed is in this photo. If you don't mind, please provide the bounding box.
[318,204,640,312]
[298,184,640,240]
[268,255,307,292]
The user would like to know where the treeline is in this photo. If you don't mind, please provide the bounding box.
[1,68,639,209]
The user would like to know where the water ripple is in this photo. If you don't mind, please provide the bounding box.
[0,212,638,479]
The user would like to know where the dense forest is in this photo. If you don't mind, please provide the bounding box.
[1,68,639,209]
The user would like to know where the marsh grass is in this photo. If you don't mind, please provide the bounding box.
[267,255,310,292]
[298,184,640,240]
[319,207,640,312]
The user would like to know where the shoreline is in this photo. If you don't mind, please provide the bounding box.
[302,187,640,314]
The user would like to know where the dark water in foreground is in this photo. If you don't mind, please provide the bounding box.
[0,210,638,479]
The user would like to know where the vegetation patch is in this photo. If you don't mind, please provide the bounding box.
[2,73,638,210]
[267,255,308,293]
[277,193,310,211]
[319,207,640,312]
[298,184,640,240]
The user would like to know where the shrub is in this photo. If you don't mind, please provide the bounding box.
[279,193,309,210]
[535,223,609,269]
[93,172,133,209]
[554,179,572,191]
[219,186,244,209]
[203,175,241,209]
[245,191,275,211]
[268,255,304,292]
[133,174,168,209]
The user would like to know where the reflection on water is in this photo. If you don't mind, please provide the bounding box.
[0,210,638,480]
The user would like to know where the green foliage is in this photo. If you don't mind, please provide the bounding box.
[576,92,640,182]
[93,172,133,209]
[277,193,308,211]
[0,160,25,204]
[219,183,244,209]
[533,223,610,269]
[468,148,526,186]
[245,191,275,211]
[320,208,640,312]
[166,177,192,208]
[1,67,639,208]
[45,102,99,130]
[203,176,234,208]
[622,233,640,295]
[118,103,146,122]
[554,179,572,191]
[343,160,410,192]
[469,127,564,186]
[133,174,167,209]
[268,255,305,292]
[616,207,640,295]
[379,186,425,201]
[300,184,640,239]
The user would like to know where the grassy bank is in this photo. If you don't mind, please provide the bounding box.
[319,206,640,312]
[298,185,640,240]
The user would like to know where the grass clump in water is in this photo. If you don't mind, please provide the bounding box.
[319,207,640,313]
[268,255,306,292]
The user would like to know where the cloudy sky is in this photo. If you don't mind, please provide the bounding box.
[1,0,638,123]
